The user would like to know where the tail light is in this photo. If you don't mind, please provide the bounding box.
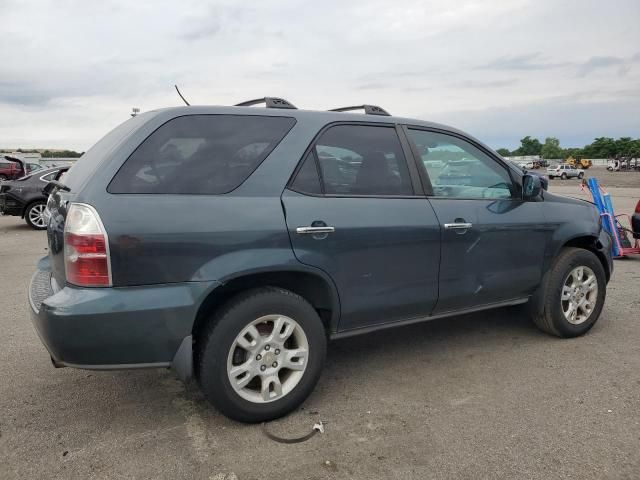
[635,200,640,214]
[64,203,112,287]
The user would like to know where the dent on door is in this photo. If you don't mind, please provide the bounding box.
[430,198,546,313]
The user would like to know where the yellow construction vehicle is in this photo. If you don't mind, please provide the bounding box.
[566,155,592,169]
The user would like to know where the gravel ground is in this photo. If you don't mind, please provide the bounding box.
[1,185,639,480]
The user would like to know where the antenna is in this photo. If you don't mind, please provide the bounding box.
[174,85,190,106]
[131,107,140,117]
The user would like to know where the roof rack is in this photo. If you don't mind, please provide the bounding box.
[329,104,390,116]
[235,97,297,109]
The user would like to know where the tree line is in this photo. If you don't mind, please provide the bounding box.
[12,148,84,158]
[496,136,640,159]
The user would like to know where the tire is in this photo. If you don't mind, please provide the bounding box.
[531,247,606,338]
[548,175,554,179]
[578,172,584,179]
[561,173,567,180]
[0,174,7,181]
[25,201,48,230]
[198,287,327,422]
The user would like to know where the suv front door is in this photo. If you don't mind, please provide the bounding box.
[282,123,441,331]
[405,128,547,314]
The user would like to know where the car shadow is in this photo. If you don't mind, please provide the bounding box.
[328,306,542,361]
[19,306,552,440]
[0,220,32,232]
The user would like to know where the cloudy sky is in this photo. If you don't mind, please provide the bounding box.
[1,0,639,150]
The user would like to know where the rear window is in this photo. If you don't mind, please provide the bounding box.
[60,113,149,192]
[108,115,296,194]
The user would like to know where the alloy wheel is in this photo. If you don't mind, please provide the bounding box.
[226,314,309,403]
[561,266,598,325]
[28,203,47,228]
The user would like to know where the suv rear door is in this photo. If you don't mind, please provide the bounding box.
[282,123,441,332]
[404,127,547,313]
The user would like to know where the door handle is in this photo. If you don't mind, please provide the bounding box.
[444,222,473,229]
[296,226,336,234]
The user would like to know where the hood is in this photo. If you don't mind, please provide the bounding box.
[544,190,594,206]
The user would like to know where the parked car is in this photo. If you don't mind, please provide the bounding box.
[30,99,612,422]
[0,167,69,229]
[547,163,584,179]
[537,159,549,168]
[0,156,38,181]
[632,200,640,240]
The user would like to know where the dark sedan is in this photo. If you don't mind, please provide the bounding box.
[0,167,69,229]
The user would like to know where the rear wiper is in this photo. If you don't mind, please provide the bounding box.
[43,180,70,195]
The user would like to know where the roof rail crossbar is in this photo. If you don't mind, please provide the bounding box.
[329,105,390,116]
[235,97,297,109]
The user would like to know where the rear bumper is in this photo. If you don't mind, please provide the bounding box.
[0,193,24,216]
[29,256,218,379]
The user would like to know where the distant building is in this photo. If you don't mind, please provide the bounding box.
[504,155,541,162]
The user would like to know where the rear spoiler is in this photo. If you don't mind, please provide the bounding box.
[43,168,71,196]
[43,180,71,196]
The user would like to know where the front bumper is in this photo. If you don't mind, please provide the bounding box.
[29,256,218,377]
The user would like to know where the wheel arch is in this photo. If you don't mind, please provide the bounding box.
[561,234,611,281]
[191,268,341,348]
[529,233,610,318]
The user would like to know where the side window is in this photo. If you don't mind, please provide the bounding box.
[108,115,295,194]
[407,129,513,199]
[313,125,413,196]
[290,152,322,195]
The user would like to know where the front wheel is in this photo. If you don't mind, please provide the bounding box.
[0,174,7,182]
[578,172,584,179]
[25,201,48,230]
[198,287,327,422]
[532,248,606,337]
[561,173,568,180]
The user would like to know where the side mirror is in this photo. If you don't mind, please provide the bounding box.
[540,176,549,191]
[522,174,542,200]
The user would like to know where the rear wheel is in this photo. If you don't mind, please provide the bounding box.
[198,287,326,422]
[531,248,606,337]
[25,201,47,230]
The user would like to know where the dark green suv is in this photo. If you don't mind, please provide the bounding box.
[30,98,612,422]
